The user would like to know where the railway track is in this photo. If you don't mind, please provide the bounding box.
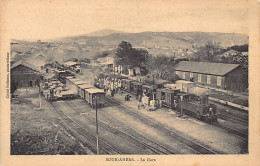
[212,122,248,139]
[219,112,248,126]
[118,90,248,140]
[211,101,248,122]
[50,101,122,155]
[67,99,176,154]
[105,97,222,154]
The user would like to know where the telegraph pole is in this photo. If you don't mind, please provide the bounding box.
[95,97,99,155]
[152,73,155,100]
[39,79,41,108]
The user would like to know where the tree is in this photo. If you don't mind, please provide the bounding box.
[115,41,147,67]
[194,40,221,62]
[145,54,178,82]
[94,51,111,60]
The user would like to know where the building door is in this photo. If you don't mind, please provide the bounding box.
[29,81,33,87]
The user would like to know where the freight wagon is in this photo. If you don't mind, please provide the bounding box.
[78,84,94,99]
[132,81,143,95]
[84,88,106,108]
[156,88,180,108]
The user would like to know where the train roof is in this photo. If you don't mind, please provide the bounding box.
[85,88,105,94]
[161,88,180,93]
[78,84,93,89]
[188,87,211,96]
[73,80,88,85]
[66,76,75,79]
[68,78,80,82]
[177,92,191,96]
[60,90,75,95]
[132,81,143,85]
[124,79,132,82]
[142,84,153,88]
[176,80,195,84]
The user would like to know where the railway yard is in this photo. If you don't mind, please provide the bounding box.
[11,64,248,155]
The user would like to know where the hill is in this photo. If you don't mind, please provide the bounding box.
[11,31,248,63]
[86,29,124,37]
[58,31,248,49]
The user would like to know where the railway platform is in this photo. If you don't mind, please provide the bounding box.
[109,92,248,154]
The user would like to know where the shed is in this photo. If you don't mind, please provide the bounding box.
[11,60,41,88]
[174,61,248,91]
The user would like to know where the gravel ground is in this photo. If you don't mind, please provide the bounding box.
[112,93,248,154]
[53,100,150,154]
[11,88,93,155]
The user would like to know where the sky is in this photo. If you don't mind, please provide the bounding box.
[4,0,249,40]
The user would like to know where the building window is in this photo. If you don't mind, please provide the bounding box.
[190,73,193,78]
[207,75,211,84]
[217,76,222,86]
[198,74,202,82]
[176,71,180,76]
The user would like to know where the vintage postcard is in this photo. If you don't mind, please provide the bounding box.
[0,0,259,165]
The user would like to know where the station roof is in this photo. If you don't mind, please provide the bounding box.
[174,61,240,76]
[11,60,40,72]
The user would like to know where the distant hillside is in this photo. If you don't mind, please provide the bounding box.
[58,31,248,49]
[11,31,249,63]
[86,29,124,37]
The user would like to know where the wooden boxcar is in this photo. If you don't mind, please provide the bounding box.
[132,81,143,95]
[78,84,94,99]
[71,80,88,95]
[157,88,180,108]
[84,88,106,108]
[66,78,81,94]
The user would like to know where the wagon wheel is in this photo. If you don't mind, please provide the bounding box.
[196,113,201,120]
[206,117,212,124]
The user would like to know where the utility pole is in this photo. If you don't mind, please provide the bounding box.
[180,96,183,116]
[113,65,115,91]
[38,78,41,109]
[152,73,155,101]
[95,96,99,155]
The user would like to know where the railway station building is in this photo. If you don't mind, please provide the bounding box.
[174,61,248,91]
[11,60,41,88]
